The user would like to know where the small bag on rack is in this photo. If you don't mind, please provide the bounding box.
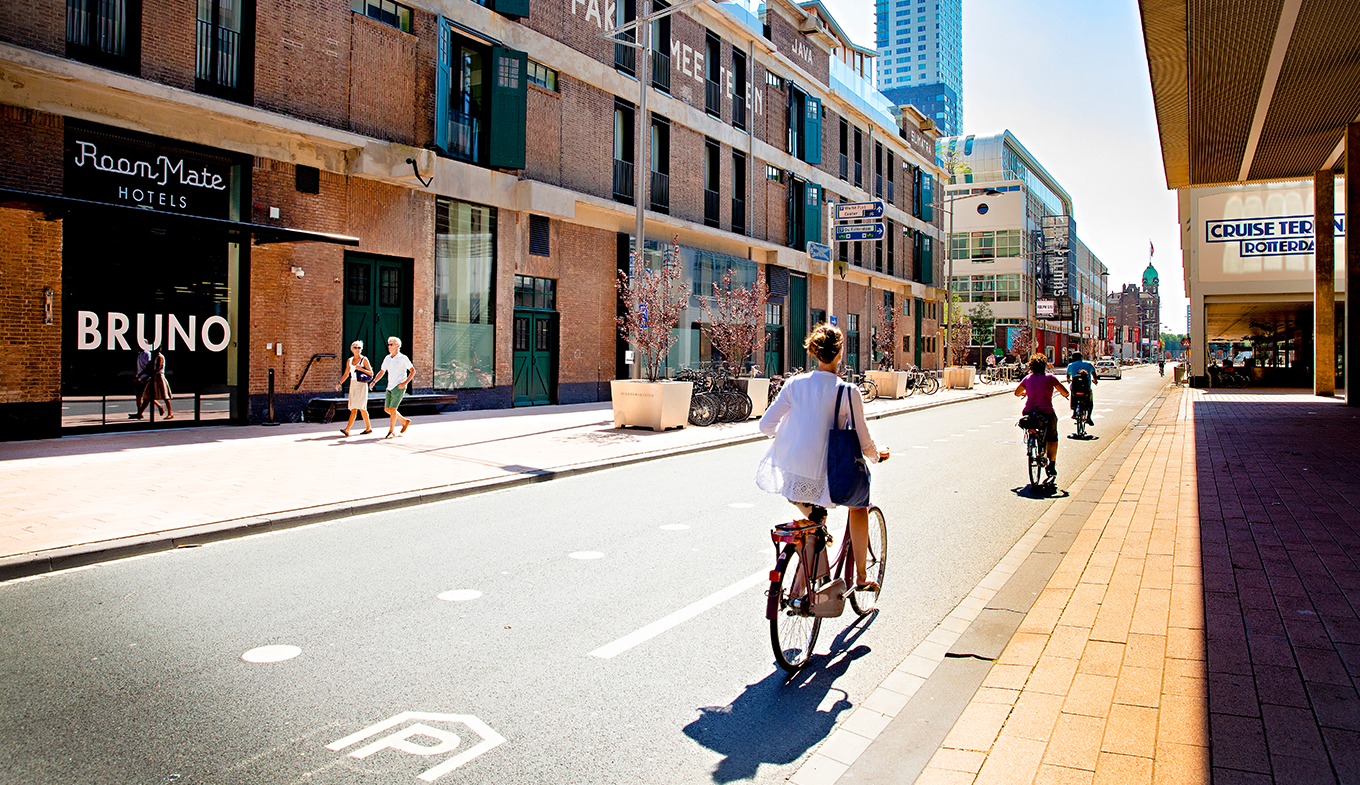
[826,384,872,507]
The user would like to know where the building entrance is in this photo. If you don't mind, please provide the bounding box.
[342,254,411,360]
[511,275,558,406]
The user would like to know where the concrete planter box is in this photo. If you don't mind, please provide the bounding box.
[610,379,693,431]
[866,370,910,399]
[943,366,975,390]
[732,377,771,418]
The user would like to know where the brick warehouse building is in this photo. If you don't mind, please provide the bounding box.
[0,0,945,439]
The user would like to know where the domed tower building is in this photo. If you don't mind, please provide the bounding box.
[1140,263,1160,359]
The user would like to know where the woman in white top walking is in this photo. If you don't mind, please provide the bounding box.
[334,340,374,436]
[756,325,889,590]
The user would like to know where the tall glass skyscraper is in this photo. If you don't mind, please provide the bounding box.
[874,0,962,136]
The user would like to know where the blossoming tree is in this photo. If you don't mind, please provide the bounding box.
[701,267,768,374]
[615,236,688,382]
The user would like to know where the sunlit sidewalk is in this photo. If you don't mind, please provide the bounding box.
[0,382,1011,578]
[902,387,1360,785]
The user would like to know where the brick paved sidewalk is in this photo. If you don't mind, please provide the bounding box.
[904,388,1360,785]
[0,383,1010,579]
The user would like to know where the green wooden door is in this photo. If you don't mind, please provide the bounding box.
[344,255,409,364]
[788,274,807,371]
[512,310,555,405]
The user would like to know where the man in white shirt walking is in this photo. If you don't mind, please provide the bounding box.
[369,336,414,438]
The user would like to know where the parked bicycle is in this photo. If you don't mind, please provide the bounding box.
[676,364,754,426]
[767,505,888,672]
[903,366,939,395]
[844,371,878,403]
[766,366,803,406]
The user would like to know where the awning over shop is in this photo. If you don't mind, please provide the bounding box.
[0,188,360,246]
[1140,0,1360,188]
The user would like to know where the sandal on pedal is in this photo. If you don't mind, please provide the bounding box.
[854,581,881,593]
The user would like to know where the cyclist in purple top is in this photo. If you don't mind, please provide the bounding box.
[1015,352,1070,483]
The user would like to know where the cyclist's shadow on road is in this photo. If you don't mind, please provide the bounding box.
[682,618,875,783]
[1012,484,1071,500]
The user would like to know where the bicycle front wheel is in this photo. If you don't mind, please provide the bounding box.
[924,374,941,395]
[858,379,878,403]
[770,545,821,672]
[849,507,888,616]
[689,393,717,427]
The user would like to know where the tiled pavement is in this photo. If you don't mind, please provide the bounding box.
[0,383,1010,579]
[846,387,1360,785]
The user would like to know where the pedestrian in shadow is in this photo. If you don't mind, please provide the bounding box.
[147,348,174,420]
[129,348,164,419]
[369,336,413,438]
[335,340,374,436]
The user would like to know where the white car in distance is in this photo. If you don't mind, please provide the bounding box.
[1094,359,1122,380]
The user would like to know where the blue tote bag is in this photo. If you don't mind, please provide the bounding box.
[827,384,871,506]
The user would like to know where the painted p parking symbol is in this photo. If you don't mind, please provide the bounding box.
[327,712,505,781]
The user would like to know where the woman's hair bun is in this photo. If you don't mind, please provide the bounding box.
[804,324,844,363]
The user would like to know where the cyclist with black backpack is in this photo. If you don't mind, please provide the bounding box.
[1065,352,1098,427]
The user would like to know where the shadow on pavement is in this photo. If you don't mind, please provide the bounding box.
[1194,391,1360,781]
[1011,485,1069,500]
[683,634,873,783]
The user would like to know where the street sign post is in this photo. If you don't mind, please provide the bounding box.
[834,201,885,220]
[834,223,885,242]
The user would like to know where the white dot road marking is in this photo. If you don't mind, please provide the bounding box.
[242,645,301,663]
[437,590,482,602]
[569,551,605,560]
[912,445,928,449]
[589,570,767,659]
[728,503,755,508]
[659,524,690,531]
[933,439,949,442]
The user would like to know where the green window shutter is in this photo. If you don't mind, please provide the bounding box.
[922,171,933,222]
[804,182,822,250]
[914,297,923,366]
[491,0,530,18]
[434,17,452,155]
[487,46,528,169]
[919,232,932,285]
[803,96,822,164]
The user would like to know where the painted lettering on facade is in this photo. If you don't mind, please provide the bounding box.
[74,141,227,191]
[790,39,815,67]
[571,0,616,30]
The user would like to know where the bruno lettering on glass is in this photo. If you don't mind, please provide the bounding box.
[77,311,232,352]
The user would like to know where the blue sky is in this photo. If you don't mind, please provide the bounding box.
[817,0,1187,332]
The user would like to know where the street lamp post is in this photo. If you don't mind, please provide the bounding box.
[941,187,1003,368]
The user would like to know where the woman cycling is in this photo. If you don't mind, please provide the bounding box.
[756,325,890,591]
[1015,352,1069,484]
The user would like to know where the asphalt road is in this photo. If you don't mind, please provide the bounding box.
[0,366,1170,785]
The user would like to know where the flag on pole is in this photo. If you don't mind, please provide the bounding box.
[1150,240,1155,258]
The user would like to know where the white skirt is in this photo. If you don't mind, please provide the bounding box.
[347,379,368,411]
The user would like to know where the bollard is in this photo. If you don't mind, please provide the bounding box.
[263,367,281,426]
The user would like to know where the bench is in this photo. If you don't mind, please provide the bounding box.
[303,393,461,424]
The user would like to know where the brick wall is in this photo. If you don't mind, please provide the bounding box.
[525,83,563,186]
[666,13,708,116]
[348,13,418,144]
[254,0,351,128]
[766,12,827,85]
[669,123,703,225]
[554,75,614,200]
[0,105,62,195]
[512,218,617,400]
[0,0,64,56]
[523,0,612,68]
[0,207,62,405]
[140,0,195,90]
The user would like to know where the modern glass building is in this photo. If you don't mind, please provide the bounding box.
[874,0,962,136]
[939,131,1109,363]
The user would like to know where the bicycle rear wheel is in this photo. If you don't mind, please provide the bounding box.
[849,507,887,615]
[688,393,717,426]
[770,545,821,672]
[1027,432,1045,487]
[858,379,878,403]
[1075,409,1087,439]
[924,374,940,395]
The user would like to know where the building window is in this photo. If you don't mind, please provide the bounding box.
[434,198,497,390]
[705,32,721,118]
[732,150,747,235]
[527,60,557,90]
[613,101,635,204]
[351,0,412,31]
[529,214,550,256]
[766,71,783,89]
[514,275,556,309]
[615,0,637,74]
[651,0,671,92]
[732,49,748,130]
[766,164,784,183]
[704,138,721,227]
[67,0,141,73]
[838,119,849,181]
[649,118,670,213]
[853,128,863,188]
[196,0,252,99]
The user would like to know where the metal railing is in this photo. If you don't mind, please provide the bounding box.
[650,170,670,213]
[651,49,670,92]
[854,160,863,189]
[705,79,721,116]
[196,20,240,87]
[613,158,635,204]
[615,32,636,75]
[733,94,747,129]
[839,153,848,181]
[875,173,883,198]
[732,197,746,236]
[704,188,720,227]
[888,179,895,204]
[67,0,127,56]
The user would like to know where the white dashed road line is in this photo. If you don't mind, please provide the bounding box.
[588,570,766,659]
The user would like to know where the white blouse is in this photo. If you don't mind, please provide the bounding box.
[755,370,880,507]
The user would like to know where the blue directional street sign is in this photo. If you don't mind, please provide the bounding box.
[806,241,832,263]
[834,223,885,241]
[835,201,885,220]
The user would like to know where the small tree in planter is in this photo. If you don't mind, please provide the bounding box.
[947,312,972,368]
[701,267,768,374]
[1010,325,1035,362]
[969,302,996,368]
[873,299,898,370]
[616,236,688,382]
